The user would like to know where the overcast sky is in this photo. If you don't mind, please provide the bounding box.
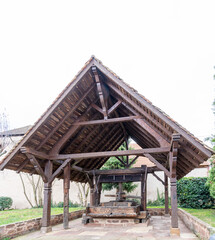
[0,0,215,144]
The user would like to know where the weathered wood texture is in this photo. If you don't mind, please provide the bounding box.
[0,56,213,182]
[63,163,70,229]
[42,160,53,228]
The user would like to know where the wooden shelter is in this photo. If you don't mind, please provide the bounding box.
[0,56,213,234]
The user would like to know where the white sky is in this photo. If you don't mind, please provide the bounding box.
[0,0,215,143]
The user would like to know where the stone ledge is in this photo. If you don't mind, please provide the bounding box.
[0,209,85,240]
[178,208,215,240]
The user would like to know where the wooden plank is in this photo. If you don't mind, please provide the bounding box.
[144,153,170,178]
[103,78,212,158]
[36,84,95,150]
[26,154,48,183]
[0,60,95,171]
[53,147,170,160]
[49,103,99,155]
[16,158,29,173]
[72,115,141,126]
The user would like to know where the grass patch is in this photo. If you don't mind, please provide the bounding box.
[147,206,165,208]
[0,207,84,226]
[182,208,215,227]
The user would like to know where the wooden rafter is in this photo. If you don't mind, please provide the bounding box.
[92,66,108,119]
[16,158,29,173]
[36,84,95,150]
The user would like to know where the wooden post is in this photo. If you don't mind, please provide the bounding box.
[140,165,147,211]
[144,173,147,211]
[118,182,123,201]
[41,160,53,233]
[90,187,96,206]
[164,173,169,215]
[170,176,178,228]
[63,163,70,229]
[169,134,180,236]
[96,182,102,206]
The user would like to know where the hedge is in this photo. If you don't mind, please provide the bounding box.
[0,197,13,210]
[177,177,214,208]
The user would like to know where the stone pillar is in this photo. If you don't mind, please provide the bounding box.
[63,163,70,229]
[41,160,53,233]
[164,173,169,216]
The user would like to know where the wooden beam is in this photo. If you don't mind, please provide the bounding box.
[105,79,212,158]
[115,156,126,167]
[26,154,48,183]
[72,115,141,126]
[36,84,95,150]
[88,167,147,175]
[152,172,164,185]
[144,153,170,178]
[53,147,170,160]
[49,158,71,183]
[16,158,29,173]
[92,66,108,119]
[121,102,170,147]
[91,103,104,115]
[108,100,122,115]
[49,103,96,155]
[127,155,139,168]
[21,147,50,160]
[0,60,95,171]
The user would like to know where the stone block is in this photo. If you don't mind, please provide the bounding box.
[170,227,180,236]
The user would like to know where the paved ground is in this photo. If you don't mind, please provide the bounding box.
[15,216,198,240]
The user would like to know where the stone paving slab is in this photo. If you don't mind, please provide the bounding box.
[14,216,198,240]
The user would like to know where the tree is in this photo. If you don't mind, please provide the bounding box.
[76,182,90,207]
[101,141,138,194]
[205,73,215,198]
[0,109,10,156]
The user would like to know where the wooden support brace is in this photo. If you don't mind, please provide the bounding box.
[92,66,108,119]
[152,172,165,185]
[26,153,48,183]
[49,158,71,183]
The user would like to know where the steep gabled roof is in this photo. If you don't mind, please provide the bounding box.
[0,56,213,181]
[0,125,32,137]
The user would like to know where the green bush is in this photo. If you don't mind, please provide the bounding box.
[51,200,81,208]
[177,177,215,208]
[0,197,13,210]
